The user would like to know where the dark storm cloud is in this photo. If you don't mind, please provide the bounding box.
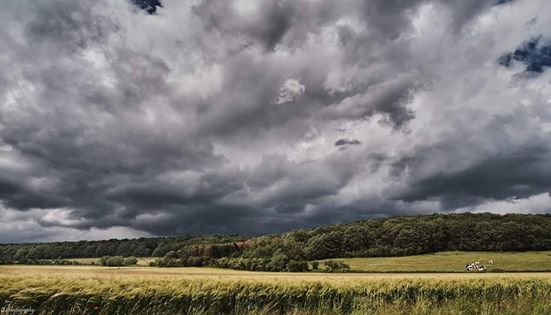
[359,0,429,40]
[390,145,551,209]
[494,0,514,5]
[193,0,293,51]
[359,0,502,39]
[24,1,115,50]
[0,0,550,241]
[192,0,346,51]
[0,176,62,210]
[335,138,362,147]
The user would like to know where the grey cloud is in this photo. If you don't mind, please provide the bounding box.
[0,0,550,241]
[387,102,551,209]
[25,1,114,50]
[494,0,515,6]
[390,145,551,209]
[0,176,62,210]
[192,0,346,51]
[192,0,295,51]
[335,139,362,147]
[359,0,428,40]
[321,75,419,129]
[359,0,500,40]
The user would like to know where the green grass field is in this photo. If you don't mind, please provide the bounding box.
[318,251,551,272]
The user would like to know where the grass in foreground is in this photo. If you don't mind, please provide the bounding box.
[318,251,551,272]
[0,266,550,314]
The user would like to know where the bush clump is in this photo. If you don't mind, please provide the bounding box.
[124,256,138,265]
[323,260,351,272]
[98,256,138,266]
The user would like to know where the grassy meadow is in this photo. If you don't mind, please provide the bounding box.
[1,264,551,314]
[318,251,551,272]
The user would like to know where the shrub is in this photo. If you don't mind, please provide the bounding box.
[124,256,138,265]
[98,256,109,266]
[323,260,351,272]
[107,256,125,266]
[99,256,126,266]
[286,259,309,272]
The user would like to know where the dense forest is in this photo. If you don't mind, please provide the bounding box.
[1,213,550,271]
[152,213,551,271]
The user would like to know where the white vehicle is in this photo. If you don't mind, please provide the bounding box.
[465,261,487,272]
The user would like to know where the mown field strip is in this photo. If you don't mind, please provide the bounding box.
[321,251,551,272]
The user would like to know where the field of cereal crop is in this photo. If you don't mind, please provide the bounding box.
[1,265,550,314]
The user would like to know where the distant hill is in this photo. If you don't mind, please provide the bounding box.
[1,213,550,270]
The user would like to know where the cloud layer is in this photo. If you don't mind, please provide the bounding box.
[1,0,550,242]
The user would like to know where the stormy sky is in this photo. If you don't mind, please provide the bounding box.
[1,0,551,242]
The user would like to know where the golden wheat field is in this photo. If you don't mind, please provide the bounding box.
[1,265,550,315]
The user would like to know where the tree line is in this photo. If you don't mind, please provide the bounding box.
[1,213,550,272]
[150,213,551,271]
[0,234,245,265]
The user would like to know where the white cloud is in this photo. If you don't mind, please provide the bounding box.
[274,78,306,105]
